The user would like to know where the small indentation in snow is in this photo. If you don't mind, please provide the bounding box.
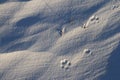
[95,16,99,20]
[58,27,66,36]
[60,64,64,69]
[64,66,69,70]
[82,23,87,29]
[60,59,68,65]
[67,61,71,66]
[90,15,96,21]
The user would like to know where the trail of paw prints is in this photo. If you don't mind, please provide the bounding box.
[82,15,99,29]
[111,4,119,10]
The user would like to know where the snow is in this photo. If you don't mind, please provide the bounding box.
[0,0,120,80]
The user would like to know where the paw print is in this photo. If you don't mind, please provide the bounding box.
[60,59,71,69]
[89,15,99,23]
[82,15,99,28]
[83,48,92,55]
[83,49,91,54]
[112,5,119,10]
[58,27,66,36]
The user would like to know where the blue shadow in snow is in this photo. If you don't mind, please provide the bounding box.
[0,0,7,4]
[18,0,31,1]
[94,21,120,41]
[0,15,44,53]
[0,0,31,4]
[99,42,120,80]
[15,15,44,28]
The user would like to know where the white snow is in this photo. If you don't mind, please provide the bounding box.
[0,0,120,80]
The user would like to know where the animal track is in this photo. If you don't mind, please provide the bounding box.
[82,15,99,28]
[58,27,66,36]
[89,15,99,23]
[60,59,71,69]
[112,5,119,10]
[83,49,92,54]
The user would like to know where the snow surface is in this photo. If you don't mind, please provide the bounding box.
[0,0,120,80]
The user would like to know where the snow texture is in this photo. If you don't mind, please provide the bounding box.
[0,0,120,80]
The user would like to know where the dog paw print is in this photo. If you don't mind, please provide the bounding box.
[83,49,92,54]
[60,59,71,69]
[82,15,99,28]
[89,15,99,23]
[112,5,119,10]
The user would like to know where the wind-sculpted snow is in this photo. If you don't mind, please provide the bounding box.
[0,0,120,80]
